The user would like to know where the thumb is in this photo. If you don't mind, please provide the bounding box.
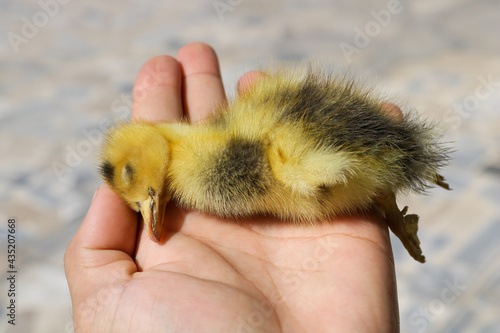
[64,184,138,299]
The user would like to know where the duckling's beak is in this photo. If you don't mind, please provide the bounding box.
[138,187,169,242]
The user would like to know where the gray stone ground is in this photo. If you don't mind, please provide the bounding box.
[0,1,499,332]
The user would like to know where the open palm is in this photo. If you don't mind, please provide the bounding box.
[65,43,399,333]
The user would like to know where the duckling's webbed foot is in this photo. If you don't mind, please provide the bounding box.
[376,191,425,263]
[434,174,451,190]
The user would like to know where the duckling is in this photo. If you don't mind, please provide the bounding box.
[99,66,450,263]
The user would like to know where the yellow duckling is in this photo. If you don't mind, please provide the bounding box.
[100,67,450,263]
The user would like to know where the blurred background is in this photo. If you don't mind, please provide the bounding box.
[1,0,499,332]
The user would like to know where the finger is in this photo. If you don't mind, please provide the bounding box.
[379,102,404,121]
[65,184,138,267]
[237,70,266,95]
[176,42,226,122]
[131,55,183,122]
[64,184,139,299]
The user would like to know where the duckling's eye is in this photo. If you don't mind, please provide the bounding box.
[121,164,135,187]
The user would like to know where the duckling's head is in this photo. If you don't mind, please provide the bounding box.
[99,122,171,242]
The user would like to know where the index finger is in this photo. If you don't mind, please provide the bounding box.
[131,55,183,122]
[64,185,138,297]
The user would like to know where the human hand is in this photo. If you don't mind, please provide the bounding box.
[65,43,399,332]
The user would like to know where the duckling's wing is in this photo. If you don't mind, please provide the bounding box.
[266,71,449,194]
